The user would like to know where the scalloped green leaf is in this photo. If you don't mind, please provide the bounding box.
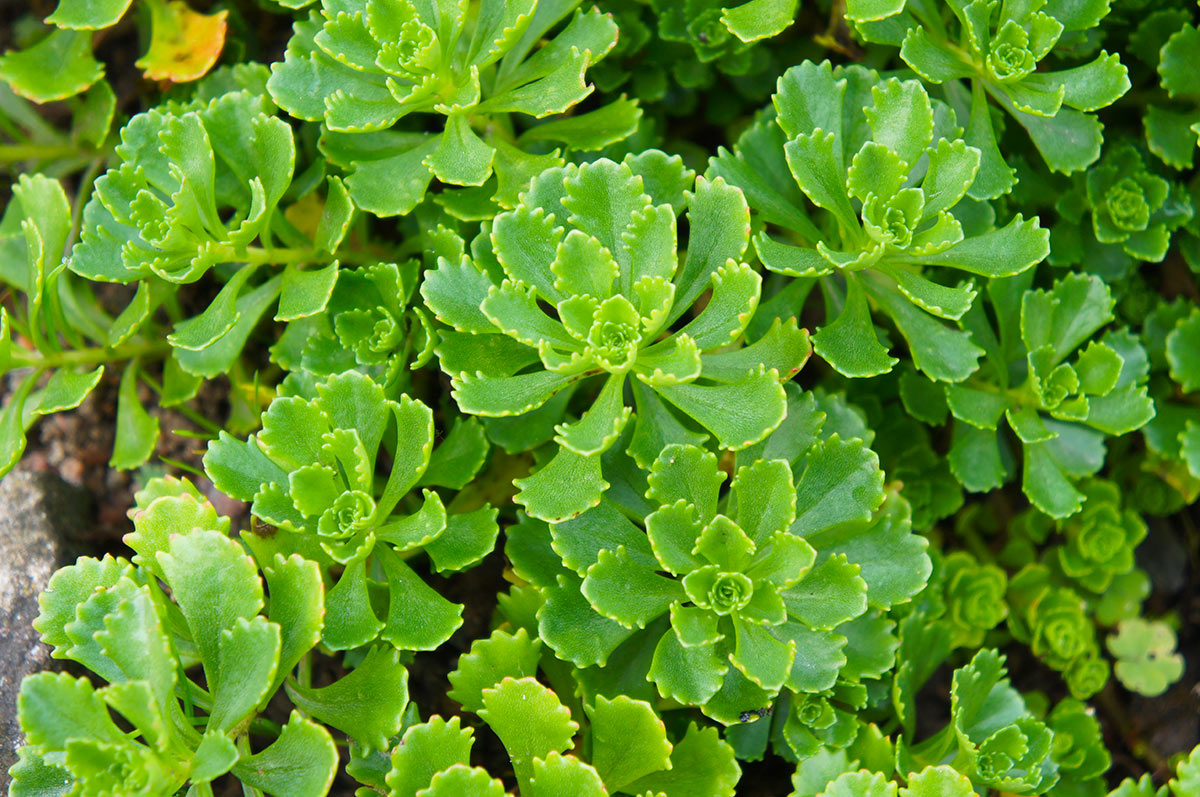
[0,29,104,103]
[479,677,578,792]
[230,711,338,797]
[448,628,541,714]
[791,436,885,537]
[386,716,475,797]
[287,645,408,752]
[624,722,741,797]
[587,695,672,792]
[420,765,506,797]
[583,546,685,629]
[156,528,263,683]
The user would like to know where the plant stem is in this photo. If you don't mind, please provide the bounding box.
[299,652,313,689]
[0,143,86,163]
[10,339,170,369]
[66,156,106,256]
[237,244,379,268]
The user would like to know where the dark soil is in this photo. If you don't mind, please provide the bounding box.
[15,367,246,547]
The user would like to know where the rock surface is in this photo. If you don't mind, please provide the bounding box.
[0,469,92,788]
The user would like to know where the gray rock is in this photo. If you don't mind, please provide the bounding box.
[0,469,92,788]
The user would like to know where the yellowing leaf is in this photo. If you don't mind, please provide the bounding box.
[136,0,228,84]
[284,192,325,241]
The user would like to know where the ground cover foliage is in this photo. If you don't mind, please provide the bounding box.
[1,0,1200,794]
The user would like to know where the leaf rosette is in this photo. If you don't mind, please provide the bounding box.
[68,85,369,386]
[7,477,412,796]
[1044,698,1111,796]
[1007,565,1107,698]
[424,152,811,521]
[508,387,931,724]
[267,0,639,217]
[203,370,497,652]
[899,649,1059,794]
[272,259,436,394]
[1052,144,1194,273]
[941,551,1008,648]
[73,90,292,286]
[1055,480,1147,593]
[931,272,1155,518]
[853,0,1129,181]
[711,62,1048,382]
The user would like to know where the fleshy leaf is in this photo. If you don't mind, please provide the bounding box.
[529,753,606,797]
[0,29,104,102]
[479,677,579,793]
[386,716,474,797]
[230,711,338,797]
[588,695,673,792]
[448,628,542,714]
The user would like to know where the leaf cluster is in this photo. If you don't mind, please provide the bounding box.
[4,0,1200,795]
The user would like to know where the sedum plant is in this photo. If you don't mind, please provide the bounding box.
[4,0,1200,794]
[10,477,410,796]
[271,258,436,394]
[364,686,737,797]
[373,626,744,796]
[74,88,321,308]
[1043,698,1111,797]
[424,153,811,520]
[930,271,1155,517]
[267,0,638,217]
[1006,565,1109,698]
[939,551,1008,648]
[1082,145,1192,264]
[204,370,497,652]
[899,649,1058,794]
[64,83,369,431]
[508,386,930,725]
[1054,479,1147,594]
[850,0,1130,183]
[337,626,742,796]
[1051,142,1195,277]
[712,62,1049,382]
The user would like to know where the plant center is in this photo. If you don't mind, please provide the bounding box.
[708,572,753,615]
